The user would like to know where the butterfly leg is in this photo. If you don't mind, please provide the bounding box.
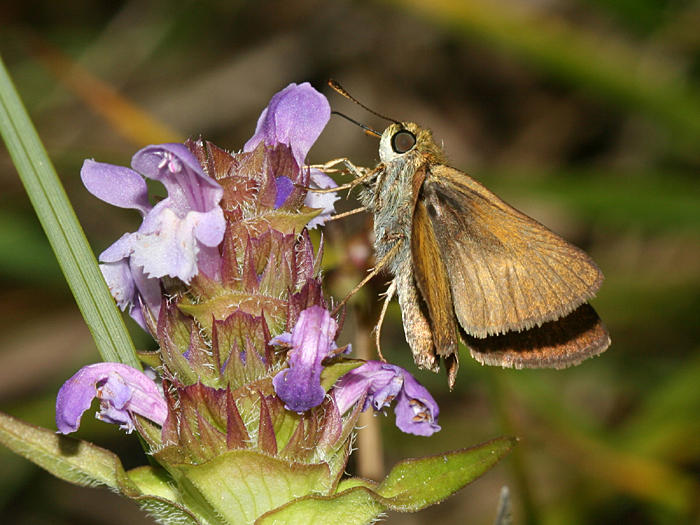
[340,158,370,180]
[323,206,367,222]
[305,158,379,194]
[331,240,402,315]
[374,279,397,362]
[305,166,378,194]
[308,157,354,174]
[309,157,368,179]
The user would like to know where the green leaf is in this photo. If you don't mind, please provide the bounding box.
[133,497,203,525]
[0,410,208,524]
[0,410,134,490]
[255,486,384,525]
[258,438,515,524]
[320,359,364,392]
[172,449,332,525]
[127,466,205,525]
[0,56,138,367]
[376,436,516,511]
[336,477,378,492]
[128,465,179,501]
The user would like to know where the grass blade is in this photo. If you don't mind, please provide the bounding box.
[0,55,138,367]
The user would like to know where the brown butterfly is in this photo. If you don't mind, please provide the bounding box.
[327,83,610,388]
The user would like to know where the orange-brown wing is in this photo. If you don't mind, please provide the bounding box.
[410,198,460,360]
[422,164,603,339]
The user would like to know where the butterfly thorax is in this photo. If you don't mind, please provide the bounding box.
[359,122,444,276]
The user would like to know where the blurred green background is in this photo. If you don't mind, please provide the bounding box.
[1,1,698,524]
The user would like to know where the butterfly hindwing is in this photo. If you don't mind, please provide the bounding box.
[465,303,610,368]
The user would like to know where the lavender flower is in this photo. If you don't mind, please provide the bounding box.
[244,82,331,168]
[56,363,167,434]
[272,305,338,412]
[244,82,338,228]
[81,144,225,329]
[334,361,441,436]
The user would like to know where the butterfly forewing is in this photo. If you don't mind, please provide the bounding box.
[422,165,603,339]
[411,199,460,358]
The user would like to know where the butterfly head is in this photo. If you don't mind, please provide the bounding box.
[379,122,444,164]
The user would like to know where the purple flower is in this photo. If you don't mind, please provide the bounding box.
[305,169,339,229]
[244,83,338,229]
[272,306,338,413]
[82,144,225,329]
[244,82,331,169]
[56,363,168,434]
[334,361,441,437]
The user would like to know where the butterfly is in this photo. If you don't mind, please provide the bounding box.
[327,82,610,387]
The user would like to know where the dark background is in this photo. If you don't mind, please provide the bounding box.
[0,1,698,524]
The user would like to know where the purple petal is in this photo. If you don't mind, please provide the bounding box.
[272,306,337,412]
[368,371,403,410]
[129,146,225,282]
[56,363,167,434]
[99,259,160,331]
[81,160,151,215]
[333,370,371,415]
[83,143,225,332]
[129,262,162,327]
[393,373,441,436]
[99,232,134,263]
[99,259,135,311]
[269,331,293,347]
[334,361,395,414]
[131,144,223,216]
[334,361,440,437]
[196,244,222,280]
[129,204,204,283]
[305,169,339,229]
[274,176,295,209]
[244,83,331,168]
[193,208,226,248]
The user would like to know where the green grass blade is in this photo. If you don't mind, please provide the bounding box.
[0,55,138,367]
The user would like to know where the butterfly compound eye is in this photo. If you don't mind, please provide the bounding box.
[391,130,416,153]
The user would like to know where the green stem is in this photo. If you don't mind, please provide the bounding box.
[0,54,138,367]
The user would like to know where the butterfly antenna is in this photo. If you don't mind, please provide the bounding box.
[328,79,399,124]
[331,111,381,138]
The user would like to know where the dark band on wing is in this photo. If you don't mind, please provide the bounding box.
[465,303,610,369]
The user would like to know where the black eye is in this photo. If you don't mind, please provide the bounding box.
[391,130,416,153]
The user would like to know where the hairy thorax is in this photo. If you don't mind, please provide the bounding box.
[359,151,425,276]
